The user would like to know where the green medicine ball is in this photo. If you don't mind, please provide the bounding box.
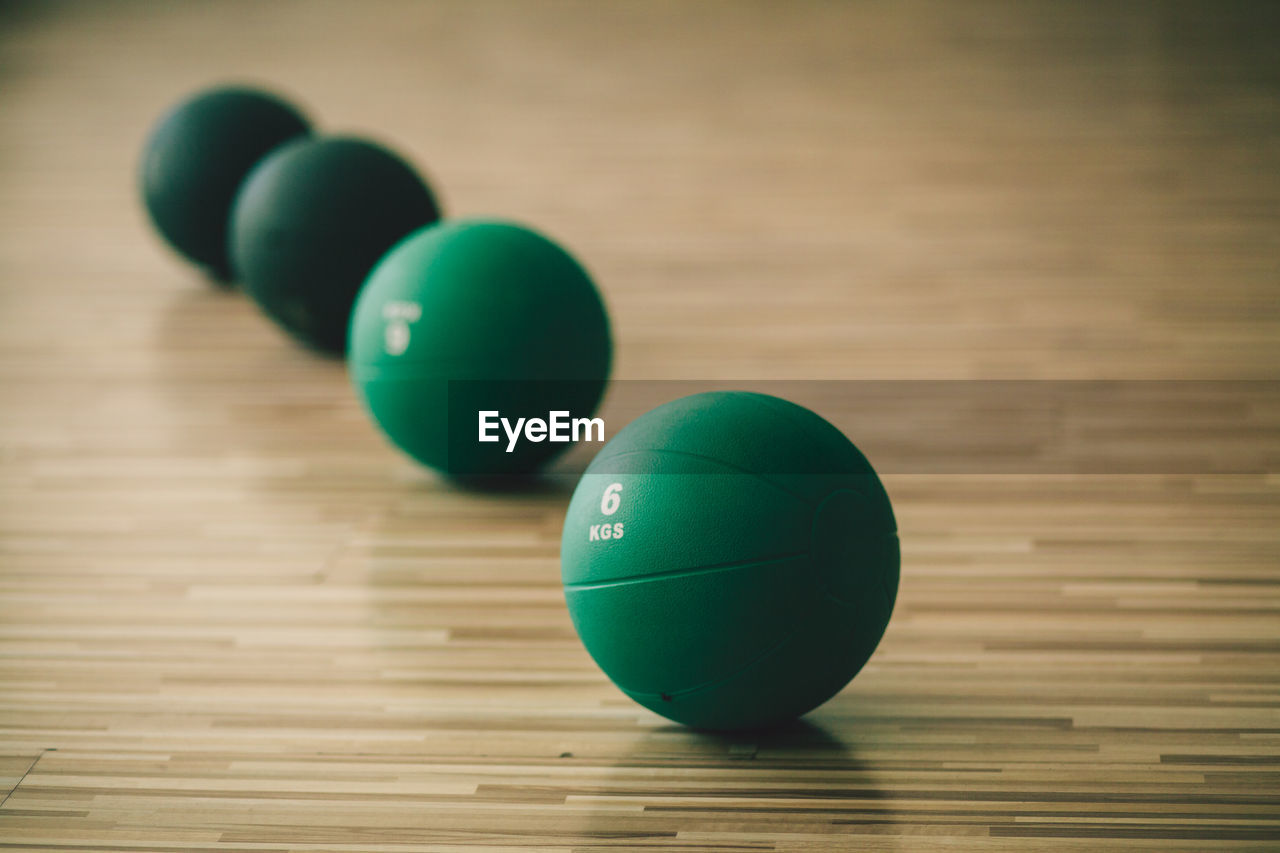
[140,86,310,280]
[349,220,612,476]
[230,136,440,354]
[561,391,899,731]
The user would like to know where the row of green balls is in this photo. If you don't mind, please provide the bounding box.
[140,85,608,476]
[140,85,899,732]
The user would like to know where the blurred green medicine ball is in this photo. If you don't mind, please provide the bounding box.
[561,391,899,731]
[140,85,310,280]
[230,136,441,354]
[349,220,612,477]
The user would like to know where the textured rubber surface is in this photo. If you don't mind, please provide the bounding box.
[349,220,612,475]
[140,86,310,279]
[230,136,439,354]
[561,391,899,730]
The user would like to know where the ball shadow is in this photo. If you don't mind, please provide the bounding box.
[441,471,580,499]
[571,710,900,847]
[149,284,350,448]
[153,285,586,495]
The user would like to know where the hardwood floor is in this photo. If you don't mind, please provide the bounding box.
[0,1,1277,849]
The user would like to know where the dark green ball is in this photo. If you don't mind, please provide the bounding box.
[561,391,899,731]
[349,220,612,476]
[140,86,310,280]
[230,136,441,355]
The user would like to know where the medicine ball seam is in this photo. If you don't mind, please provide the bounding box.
[581,533,892,705]
[810,487,899,608]
[562,550,808,591]
[588,447,815,507]
[605,626,802,702]
[809,534,900,610]
[613,592,875,725]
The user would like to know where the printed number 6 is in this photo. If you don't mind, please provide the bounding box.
[601,483,623,516]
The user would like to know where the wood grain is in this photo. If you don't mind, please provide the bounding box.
[1,1,1277,850]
